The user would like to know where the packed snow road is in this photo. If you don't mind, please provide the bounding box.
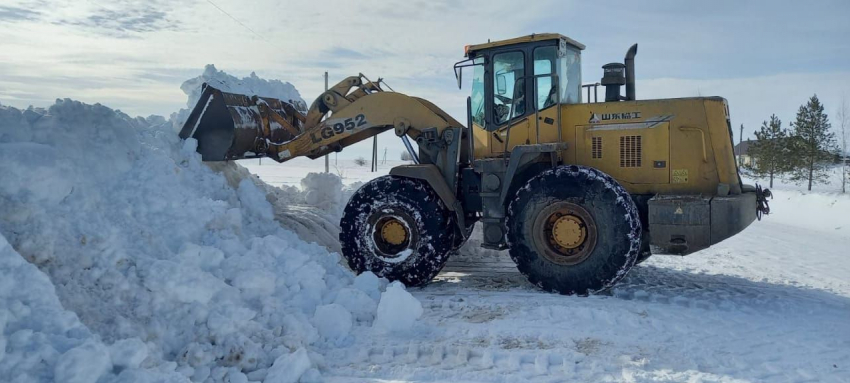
[314,190,850,382]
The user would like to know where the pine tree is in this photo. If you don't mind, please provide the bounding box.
[788,95,836,191]
[747,114,789,188]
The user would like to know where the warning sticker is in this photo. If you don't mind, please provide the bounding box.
[672,169,689,184]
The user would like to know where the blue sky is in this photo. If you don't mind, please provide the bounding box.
[1,0,848,159]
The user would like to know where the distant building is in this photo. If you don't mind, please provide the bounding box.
[734,140,755,167]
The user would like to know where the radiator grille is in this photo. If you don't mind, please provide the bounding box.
[619,135,642,167]
[591,137,602,159]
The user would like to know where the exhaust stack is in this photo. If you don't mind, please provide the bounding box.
[624,44,638,101]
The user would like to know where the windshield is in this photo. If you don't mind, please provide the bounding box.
[470,57,485,126]
[492,51,525,125]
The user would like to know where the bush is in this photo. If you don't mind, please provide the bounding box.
[353,157,367,166]
[400,151,413,161]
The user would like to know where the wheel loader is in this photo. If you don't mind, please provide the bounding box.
[180,33,771,295]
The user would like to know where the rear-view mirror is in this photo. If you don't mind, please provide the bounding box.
[496,75,507,95]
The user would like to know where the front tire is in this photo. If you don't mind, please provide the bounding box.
[506,165,641,295]
[340,176,455,287]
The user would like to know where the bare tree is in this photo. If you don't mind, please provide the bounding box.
[838,97,848,193]
[353,156,368,166]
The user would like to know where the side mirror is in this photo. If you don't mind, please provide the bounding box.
[496,75,507,95]
[456,66,462,89]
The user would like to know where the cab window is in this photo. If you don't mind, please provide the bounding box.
[492,51,525,125]
[533,47,557,110]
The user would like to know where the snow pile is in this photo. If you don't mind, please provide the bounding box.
[171,64,307,132]
[0,96,421,382]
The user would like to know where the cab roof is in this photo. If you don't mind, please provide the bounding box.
[465,33,585,57]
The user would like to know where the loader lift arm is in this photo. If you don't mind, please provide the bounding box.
[179,74,463,164]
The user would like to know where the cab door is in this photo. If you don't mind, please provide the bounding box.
[487,50,527,156]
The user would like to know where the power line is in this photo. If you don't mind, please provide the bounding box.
[203,0,274,47]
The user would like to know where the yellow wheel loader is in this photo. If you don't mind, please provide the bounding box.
[180,33,770,295]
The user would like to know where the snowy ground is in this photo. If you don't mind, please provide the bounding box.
[2,67,848,383]
[244,159,850,382]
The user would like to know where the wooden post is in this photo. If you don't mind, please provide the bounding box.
[371,135,378,172]
[324,71,329,174]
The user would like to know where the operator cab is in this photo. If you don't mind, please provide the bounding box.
[454,33,584,131]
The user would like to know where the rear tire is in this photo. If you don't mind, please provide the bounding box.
[506,165,641,295]
[340,176,455,287]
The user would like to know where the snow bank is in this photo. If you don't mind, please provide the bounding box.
[760,189,850,238]
[0,90,409,382]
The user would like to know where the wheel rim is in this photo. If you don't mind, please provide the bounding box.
[370,210,416,259]
[532,201,597,265]
[380,219,408,246]
[552,215,586,249]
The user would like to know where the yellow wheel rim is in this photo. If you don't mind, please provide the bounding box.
[532,201,598,266]
[381,219,408,246]
[552,215,586,249]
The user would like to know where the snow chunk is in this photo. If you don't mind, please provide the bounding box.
[333,287,378,322]
[312,303,353,341]
[353,271,384,301]
[54,342,112,383]
[109,338,148,369]
[143,260,229,304]
[373,282,423,333]
[265,348,312,383]
[237,178,275,221]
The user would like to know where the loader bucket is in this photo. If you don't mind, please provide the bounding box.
[179,84,304,161]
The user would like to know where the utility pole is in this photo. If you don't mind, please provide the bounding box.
[382,147,387,164]
[739,124,744,146]
[324,71,329,174]
[739,124,744,166]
